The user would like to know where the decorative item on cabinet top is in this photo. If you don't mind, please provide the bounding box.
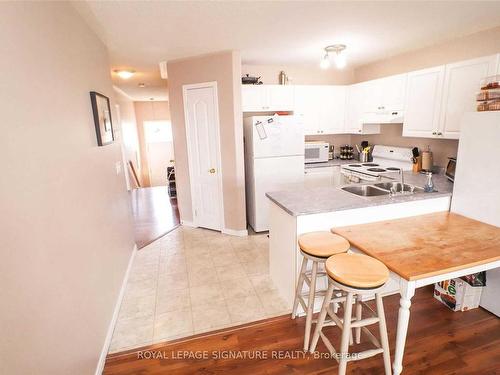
[476,75,500,111]
[241,74,262,85]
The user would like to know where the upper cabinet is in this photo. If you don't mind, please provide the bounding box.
[439,55,499,139]
[403,66,445,138]
[360,73,407,113]
[294,85,346,135]
[403,54,499,139]
[241,85,294,112]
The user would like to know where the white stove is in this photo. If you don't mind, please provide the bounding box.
[341,145,414,182]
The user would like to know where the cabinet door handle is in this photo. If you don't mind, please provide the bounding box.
[209,168,216,174]
[358,129,362,133]
[432,131,437,135]
[437,132,443,136]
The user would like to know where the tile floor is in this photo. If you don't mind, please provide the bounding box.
[109,226,290,353]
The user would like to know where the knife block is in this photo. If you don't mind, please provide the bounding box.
[413,155,422,172]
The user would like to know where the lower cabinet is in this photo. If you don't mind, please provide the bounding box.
[304,166,341,188]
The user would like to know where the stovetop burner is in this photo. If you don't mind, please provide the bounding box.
[386,167,401,171]
[367,168,386,172]
[361,163,379,167]
[347,164,362,167]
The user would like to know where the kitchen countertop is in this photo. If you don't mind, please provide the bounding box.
[304,159,354,169]
[332,211,500,281]
[266,171,454,216]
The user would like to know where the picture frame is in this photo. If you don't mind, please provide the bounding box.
[90,91,114,146]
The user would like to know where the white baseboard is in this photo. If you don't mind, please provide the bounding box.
[95,244,137,375]
[180,220,196,227]
[222,228,248,237]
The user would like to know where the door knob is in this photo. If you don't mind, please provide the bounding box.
[209,168,216,174]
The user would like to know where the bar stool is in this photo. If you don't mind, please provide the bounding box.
[291,231,350,351]
[309,252,391,375]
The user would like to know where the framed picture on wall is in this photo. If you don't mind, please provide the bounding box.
[90,91,114,146]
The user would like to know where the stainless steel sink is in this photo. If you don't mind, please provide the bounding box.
[373,182,425,193]
[341,185,390,197]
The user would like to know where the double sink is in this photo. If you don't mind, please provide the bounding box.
[342,182,426,197]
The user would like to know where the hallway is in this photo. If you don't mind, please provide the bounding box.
[130,186,180,249]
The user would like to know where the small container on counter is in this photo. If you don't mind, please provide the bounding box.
[476,88,500,101]
[424,172,435,193]
[480,75,500,90]
[477,99,500,112]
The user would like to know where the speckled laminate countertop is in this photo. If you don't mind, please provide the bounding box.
[265,171,454,216]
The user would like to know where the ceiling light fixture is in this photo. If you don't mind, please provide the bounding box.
[320,53,330,70]
[114,70,135,79]
[320,44,347,69]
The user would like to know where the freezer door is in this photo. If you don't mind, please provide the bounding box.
[252,116,304,158]
[249,155,304,232]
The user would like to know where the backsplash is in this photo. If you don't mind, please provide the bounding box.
[306,124,459,167]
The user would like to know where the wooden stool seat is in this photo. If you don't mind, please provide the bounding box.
[298,231,350,258]
[326,253,389,289]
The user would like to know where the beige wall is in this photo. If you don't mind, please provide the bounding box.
[242,63,355,85]
[133,101,170,187]
[355,26,500,82]
[168,51,246,231]
[351,125,458,168]
[114,88,141,187]
[0,3,135,374]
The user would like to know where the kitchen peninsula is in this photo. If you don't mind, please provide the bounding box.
[266,171,454,306]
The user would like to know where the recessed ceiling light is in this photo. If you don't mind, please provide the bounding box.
[138,83,146,88]
[320,44,347,69]
[114,70,135,79]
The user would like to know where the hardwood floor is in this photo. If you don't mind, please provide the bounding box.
[130,186,180,249]
[103,286,500,374]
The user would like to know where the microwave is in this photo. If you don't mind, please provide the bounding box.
[305,142,329,164]
[445,157,456,182]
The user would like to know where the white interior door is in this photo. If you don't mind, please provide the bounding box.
[184,83,223,231]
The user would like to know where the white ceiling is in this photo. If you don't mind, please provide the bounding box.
[74,1,500,100]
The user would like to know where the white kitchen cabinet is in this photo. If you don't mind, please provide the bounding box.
[295,85,346,135]
[318,86,346,134]
[403,54,499,139]
[380,73,407,111]
[241,85,294,112]
[402,66,445,138]
[295,86,320,135]
[304,166,341,188]
[439,54,499,139]
[345,83,381,135]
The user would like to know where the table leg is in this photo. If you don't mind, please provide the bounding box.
[393,281,415,375]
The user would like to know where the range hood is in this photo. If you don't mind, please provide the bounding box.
[362,110,404,125]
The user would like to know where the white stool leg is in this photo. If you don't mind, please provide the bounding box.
[291,256,308,319]
[355,296,363,344]
[376,293,392,375]
[309,281,335,352]
[303,260,318,351]
[338,292,354,375]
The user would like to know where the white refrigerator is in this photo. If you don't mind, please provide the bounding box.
[244,115,304,232]
[451,111,500,316]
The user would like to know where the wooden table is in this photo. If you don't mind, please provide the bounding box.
[332,211,500,375]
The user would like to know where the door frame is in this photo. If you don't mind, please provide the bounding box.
[182,81,225,231]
